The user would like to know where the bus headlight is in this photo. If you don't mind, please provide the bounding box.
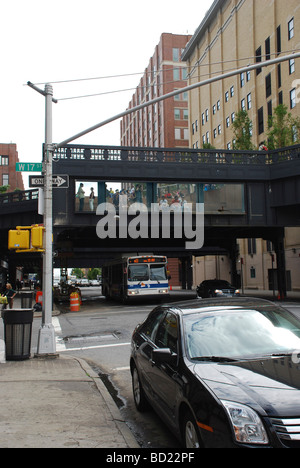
[159,289,168,294]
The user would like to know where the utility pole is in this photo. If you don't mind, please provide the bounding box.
[28,82,57,356]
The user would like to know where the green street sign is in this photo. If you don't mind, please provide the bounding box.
[16,162,43,172]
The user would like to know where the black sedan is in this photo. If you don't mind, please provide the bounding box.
[197,280,240,298]
[130,297,300,448]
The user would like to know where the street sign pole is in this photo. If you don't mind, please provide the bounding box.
[36,83,56,356]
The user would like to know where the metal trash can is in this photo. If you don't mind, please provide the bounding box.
[1,309,34,361]
[20,291,33,308]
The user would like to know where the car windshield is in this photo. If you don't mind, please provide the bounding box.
[184,308,300,360]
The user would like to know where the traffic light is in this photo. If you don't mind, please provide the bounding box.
[8,229,30,250]
[31,225,44,249]
[8,225,45,252]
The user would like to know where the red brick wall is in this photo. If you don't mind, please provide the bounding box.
[0,143,24,191]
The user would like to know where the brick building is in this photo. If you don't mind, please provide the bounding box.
[120,33,192,288]
[0,143,24,192]
[120,33,192,148]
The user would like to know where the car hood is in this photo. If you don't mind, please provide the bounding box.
[194,356,300,417]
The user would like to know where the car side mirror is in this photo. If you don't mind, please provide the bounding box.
[151,348,177,364]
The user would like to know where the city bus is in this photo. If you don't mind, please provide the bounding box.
[102,255,170,302]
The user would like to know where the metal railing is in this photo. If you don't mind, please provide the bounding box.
[0,189,39,205]
[53,143,300,165]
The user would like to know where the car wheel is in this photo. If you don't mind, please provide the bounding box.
[132,364,149,412]
[182,411,202,448]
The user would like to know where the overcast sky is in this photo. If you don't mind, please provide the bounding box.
[1,0,214,186]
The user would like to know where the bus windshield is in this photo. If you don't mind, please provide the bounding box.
[128,264,149,281]
[150,264,167,281]
[128,264,167,282]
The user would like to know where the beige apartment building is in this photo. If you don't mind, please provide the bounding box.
[182,0,300,291]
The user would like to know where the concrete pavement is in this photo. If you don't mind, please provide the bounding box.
[0,354,139,448]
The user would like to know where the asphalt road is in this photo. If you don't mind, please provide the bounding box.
[29,287,300,448]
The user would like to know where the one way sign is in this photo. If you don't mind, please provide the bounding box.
[29,175,69,188]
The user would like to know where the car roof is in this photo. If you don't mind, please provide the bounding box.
[164,297,287,316]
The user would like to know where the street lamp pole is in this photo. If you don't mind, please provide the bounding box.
[36,83,56,355]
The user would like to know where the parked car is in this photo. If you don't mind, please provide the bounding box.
[130,297,300,448]
[80,278,90,287]
[197,280,240,298]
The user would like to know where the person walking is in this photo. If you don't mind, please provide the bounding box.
[2,283,17,309]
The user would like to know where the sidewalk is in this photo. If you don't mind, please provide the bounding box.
[0,354,139,448]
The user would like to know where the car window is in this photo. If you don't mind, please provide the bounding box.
[140,309,165,342]
[155,312,178,353]
[184,309,300,360]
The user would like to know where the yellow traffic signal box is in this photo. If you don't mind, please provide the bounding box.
[31,225,44,249]
[8,229,30,250]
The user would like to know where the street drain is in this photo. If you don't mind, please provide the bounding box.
[98,372,125,409]
[64,331,120,343]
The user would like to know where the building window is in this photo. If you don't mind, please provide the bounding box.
[290,88,296,109]
[184,129,189,140]
[218,124,221,135]
[277,64,282,88]
[279,90,283,105]
[173,68,180,80]
[241,98,246,111]
[195,119,198,131]
[240,73,245,88]
[231,112,235,123]
[225,91,229,102]
[256,47,262,75]
[226,116,230,128]
[213,128,217,139]
[247,93,252,110]
[175,128,181,139]
[174,108,180,120]
[2,174,9,185]
[265,73,272,98]
[230,86,234,97]
[247,71,251,82]
[173,48,180,62]
[227,142,231,150]
[0,155,9,166]
[202,112,205,125]
[289,59,295,74]
[265,37,271,60]
[258,107,264,134]
[250,267,256,279]
[213,104,216,115]
[268,100,273,119]
[248,238,257,255]
[183,110,189,120]
[292,125,298,143]
[277,25,281,54]
[205,109,209,122]
[217,100,221,110]
[288,18,294,40]
[206,132,210,144]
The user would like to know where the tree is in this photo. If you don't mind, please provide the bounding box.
[267,104,300,149]
[232,110,255,151]
[72,268,84,279]
[88,268,101,280]
[0,185,10,193]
